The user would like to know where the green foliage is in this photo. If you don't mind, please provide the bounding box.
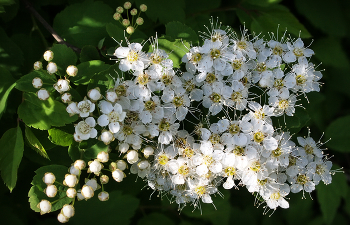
[18,93,78,130]
[166,21,199,44]
[0,126,24,191]
[325,115,350,152]
[48,128,74,147]
[71,60,110,85]
[16,70,56,93]
[25,125,50,159]
[80,45,100,63]
[28,165,73,212]
[0,66,16,120]
[155,37,189,68]
[50,44,78,74]
[137,212,175,225]
[68,139,108,162]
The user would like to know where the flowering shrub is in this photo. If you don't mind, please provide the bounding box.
[0,0,349,225]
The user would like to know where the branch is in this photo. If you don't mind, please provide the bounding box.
[22,0,81,53]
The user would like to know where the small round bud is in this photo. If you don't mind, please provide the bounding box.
[74,159,86,170]
[117,160,127,170]
[109,162,117,171]
[43,172,56,184]
[123,2,132,9]
[61,93,72,103]
[100,130,114,145]
[37,88,50,101]
[138,160,150,170]
[116,6,124,13]
[69,165,80,176]
[97,151,109,163]
[66,102,79,116]
[98,191,109,201]
[64,174,78,187]
[34,61,42,70]
[100,175,109,184]
[38,199,52,215]
[126,26,135,34]
[136,17,144,26]
[85,178,100,191]
[57,213,69,223]
[66,65,78,77]
[106,91,117,102]
[122,19,130,27]
[77,191,85,200]
[43,50,54,61]
[88,159,102,175]
[81,185,94,199]
[66,188,77,198]
[127,150,139,164]
[112,169,124,182]
[143,146,154,158]
[140,4,147,12]
[62,204,75,218]
[130,8,137,16]
[118,143,129,153]
[47,62,57,74]
[54,79,70,93]
[45,184,58,198]
[113,12,121,21]
[88,88,102,101]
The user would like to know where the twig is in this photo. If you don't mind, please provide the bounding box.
[22,0,81,53]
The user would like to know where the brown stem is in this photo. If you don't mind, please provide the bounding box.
[22,0,81,53]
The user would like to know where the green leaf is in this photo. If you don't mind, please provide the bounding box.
[25,125,49,159]
[68,139,108,162]
[325,115,350,152]
[53,1,114,48]
[71,60,110,85]
[50,44,78,74]
[29,165,72,212]
[245,5,311,38]
[135,0,185,23]
[166,21,199,44]
[15,70,56,93]
[48,128,74,147]
[80,45,100,63]
[106,23,125,44]
[69,191,139,225]
[0,126,24,192]
[245,0,282,7]
[0,66,16,120]
[18,92,78,130]
[83,141,108,161]
[87,64,117,94]
[137,213,175,225]
[156,37,189,68]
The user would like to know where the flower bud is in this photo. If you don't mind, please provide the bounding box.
[130,8,137,16]
[118,143,129,153]
[66,188,77,198]
[113,12,121,21]
[77,190,85,200]
[126,26,135,34]
[122,19,130,26]
[69,165,80,176]
[88,88,102,101]
[127,150,139,164]
[66,65,78,77]
[66,102,79,116]
[81,185,94,199]
[47,62,57,74]
[43,50,54,61]
[138,160,150,170]
[57,213,69,223]
[116,6,124,13]
[140,4,147,12]
[143,146,154,158]
[106,90,118,102]
[117,160,127,170]
[98,191,109,201]
[109,162,117,171]
[74,159,86,170]
[124,1,131,9]
[43,172,55,184]
[61,93,72,103]
[112,169,124,182]
[85,178,100,191]
[62,204,75,218]
[34,61,42,70]
[136,17,144,26]
[100,130,114,145]
[38,199,52,215]
[88,159,102,175]
[54,79,70,93]
[97,151,109,163]
[45,184,58,197]
[63,174,78,187]
[37,88,50,101]
[100,175,109,184]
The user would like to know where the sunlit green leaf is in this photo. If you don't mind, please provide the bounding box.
[155,37,189,68]
[50,44,78,74]
[16,69,56,93]
[0,66,16,120]
[48,128,74,147]
[25,125,49,159]
[71,60,110,85]
[166,21,199,44]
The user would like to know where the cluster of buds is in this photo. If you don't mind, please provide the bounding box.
[113,2,147,35]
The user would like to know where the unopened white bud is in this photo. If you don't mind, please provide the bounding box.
[130,8,137,16]
[138,160,150,170]
[116,6,124,13]
[112,169,124,182]
[88,88,102,101]
[106,90,118,102]
[126,26,134,34]
[124,1,131,9]
[98,191,109,201]
[43,50,54,61]
[77,191,85,200]
[45,184,57,197]
[37,88,50,100]
[109,162,117,171]
[81,185,94,199]
[113,12,121,21]
[43,172,55,184]
[66,102,79,116]
[47,62,57,74]
[100,175,109,184]
[54,79,70,93]
[38,199,51,215]
[140,4,147,12]
[85,178,100,191]
[74,159,86,170]
[69,165,80,176]
[100,130,114,145]
[34,61,42,70]
[64,174,78,187]
[66,65,78,77]
[143,146,154,158]
[61,93,72,103]
[118,143,129,153]
[88,159,102,175]
[57,213,69,223]
[62,204,75,218]
[117,160,127,170]
[122,19,130,26]
[127,150,139,164]
[66,188,77,198]
[97,151,109,163]
[136,17,144,26]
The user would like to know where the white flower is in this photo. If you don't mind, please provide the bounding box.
[54,79,70,93]
[85,178,100,191]
[37,88,50,100]
[66,102,80,116]
[64,174,78,187]
[74,117,97,142]
[66,65,78,77]
[283,38,314,63]
[115,42,149,71]
[77,98,95,118]
[47,62,57,74]
[32,77,43,88]
[66,188,77,198]
[97,151,109,163]
[81,185,94,199]
[57,213,69,223]
[43,50,54,61]
[73,160,86,170]
[61,93,72,103]
[112,169,125,182]
[88,88,102,101]
[38,200,52,215]
[100,130,115,145]
[88,159,103,175]
[61,204,75,218]
[43,172,56,184]
[45,184,57,197]
[97,101,126,133]
[126,150,139,164]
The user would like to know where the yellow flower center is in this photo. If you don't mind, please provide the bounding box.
[127,50,139,62]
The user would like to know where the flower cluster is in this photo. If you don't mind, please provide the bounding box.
[33,20,334,222]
